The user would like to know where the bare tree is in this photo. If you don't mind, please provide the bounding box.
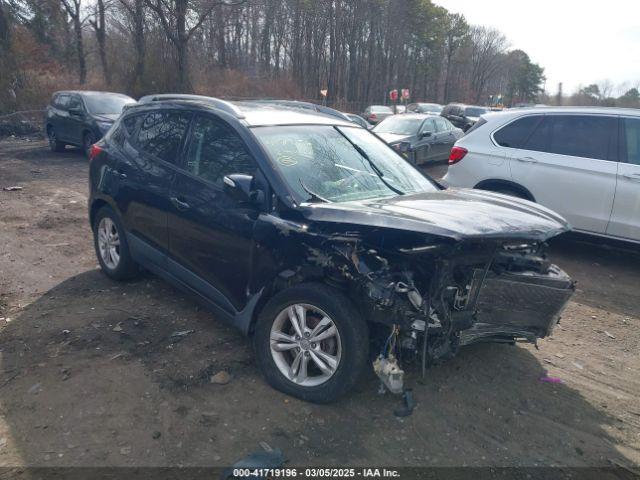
[89,0,111,85]
[118,0,146,93]
[61,0,87,84]
[145,0,245,91]
[468,26,508,104]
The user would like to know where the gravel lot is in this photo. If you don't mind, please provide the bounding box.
[0,139,639,474]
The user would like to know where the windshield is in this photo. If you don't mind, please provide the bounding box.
[465,107,488,117]
[373,117,423,135]
[83,95,135,115]
[419,104,442,113]
[252,125,437,203]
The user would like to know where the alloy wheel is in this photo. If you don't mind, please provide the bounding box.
[270,303,342,387]
[97,217,121,270]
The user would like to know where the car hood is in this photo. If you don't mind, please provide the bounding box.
[300,188,570,241]
[375,132,413,144]
[93,113,120,122]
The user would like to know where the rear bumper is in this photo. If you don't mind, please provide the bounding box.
[460,265,574,345]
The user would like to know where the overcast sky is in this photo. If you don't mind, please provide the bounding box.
[434,0,640,96]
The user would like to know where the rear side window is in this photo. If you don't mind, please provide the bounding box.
[434,117,450,132]
[183,115,256,187]
[494,115,543,148]
[136,111,191,163]
[524,115,617,161]
[622,117,640,165]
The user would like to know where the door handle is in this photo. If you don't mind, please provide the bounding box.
[170,196,190,211]
[517,156,538,163]
[622,173,640,182]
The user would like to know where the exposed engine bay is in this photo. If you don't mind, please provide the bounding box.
[306,233,575,394]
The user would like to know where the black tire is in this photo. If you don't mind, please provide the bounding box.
[83,131,96,158]
[92,206,139,281]
[253,283,369,403]
[47,126,65,152]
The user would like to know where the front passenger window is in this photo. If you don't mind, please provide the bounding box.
[184,116,256,187]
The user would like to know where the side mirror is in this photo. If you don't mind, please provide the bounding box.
[420,131,432,138]
[223,174,264,205]
[68,106,83,115]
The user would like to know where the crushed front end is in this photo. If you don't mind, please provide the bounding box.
[322,234,575,392]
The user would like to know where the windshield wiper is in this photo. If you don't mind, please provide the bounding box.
[336,127,405,196]
[299,179,332,203]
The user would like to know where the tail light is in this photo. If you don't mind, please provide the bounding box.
[88,144,104,161]
[448,146,468,165]
[370,113,377,120]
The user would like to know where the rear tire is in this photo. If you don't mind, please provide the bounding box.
[253,283,369,403]
[47,127,65,152]
[93,206,139,281]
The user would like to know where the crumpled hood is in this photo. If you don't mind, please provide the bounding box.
[301,188,570,241]
[375,132,413,144]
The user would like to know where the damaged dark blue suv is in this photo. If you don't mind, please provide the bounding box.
[88,96,574,403]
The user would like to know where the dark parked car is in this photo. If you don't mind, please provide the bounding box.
[406,102,443,114]
[362,105,394,124]
[373,113,463,163]
[441,103,489,131]
[345,113,371,129]
[88,96,574,403]
[44,91,135,155]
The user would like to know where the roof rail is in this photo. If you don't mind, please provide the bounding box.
[242,99,351,122]
[137,94,245,118]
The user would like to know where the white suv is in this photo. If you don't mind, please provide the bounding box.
[443,107,640,243]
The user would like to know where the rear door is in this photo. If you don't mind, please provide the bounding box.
[115,109,191,265]
[506,114,618,233]
[168,113,259,312]
[434,116,456,160]
[52,94,71,142]
[606,116,640,241]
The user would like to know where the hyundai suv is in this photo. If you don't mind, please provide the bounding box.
[88,97,574,403]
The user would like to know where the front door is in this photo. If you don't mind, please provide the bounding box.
[607,116,640,241]
[168,113,259,312]
[508,114,618,234]
[415,118,437,163]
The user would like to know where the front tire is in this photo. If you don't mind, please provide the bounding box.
[93,206,139,281]
[254,283,369,403]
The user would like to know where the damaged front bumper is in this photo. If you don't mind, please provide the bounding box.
[460,264,573,345]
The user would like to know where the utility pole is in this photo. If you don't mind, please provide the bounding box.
[556,82,563,106]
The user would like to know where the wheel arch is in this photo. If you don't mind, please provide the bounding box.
[474,179,536,202]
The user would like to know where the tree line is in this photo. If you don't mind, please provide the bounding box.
[0,0,547,114]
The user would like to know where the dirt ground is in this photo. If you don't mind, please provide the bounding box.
[1,138,639,473]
